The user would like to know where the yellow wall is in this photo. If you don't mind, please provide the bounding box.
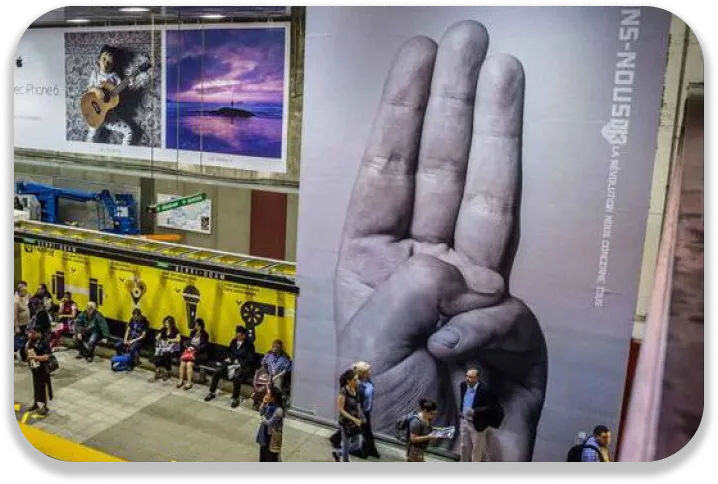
[20,243,295,355]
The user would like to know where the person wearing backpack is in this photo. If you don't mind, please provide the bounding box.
[405,399,440,462]
[580,425,611,462]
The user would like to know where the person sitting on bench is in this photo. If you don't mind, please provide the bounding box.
[204,325,255,408]
[73,302,110,362]
[252,339,292,409]
[50,292,78,351]
[177,318,209,391]
[116,308,148,367]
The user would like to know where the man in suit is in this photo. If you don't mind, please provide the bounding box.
[459,368,498,462]
[204,325,256,408]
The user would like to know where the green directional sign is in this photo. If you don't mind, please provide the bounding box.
[148,193,207,214]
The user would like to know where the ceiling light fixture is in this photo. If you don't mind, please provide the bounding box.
[200,14,226,19]
[119,7,150,13]
[67,19,90,24]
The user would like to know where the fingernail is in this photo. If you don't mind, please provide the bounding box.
[433,328,460,348]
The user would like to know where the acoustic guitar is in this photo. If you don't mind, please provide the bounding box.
[80,61,151,129]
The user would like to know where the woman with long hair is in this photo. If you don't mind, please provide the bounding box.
[152,316,180,382]
[332,369,364,462]
[256,385,285,462]
[177,318,209,390]
[25,329,53,415]
[407,398,440,462]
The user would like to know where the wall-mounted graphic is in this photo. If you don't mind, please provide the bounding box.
[156,193,212,235]
[166,27,286,159]
[292,7,672,461]
[237,299,285,341]
[124,275,147,308]
[182,284,201,328]
[65,30,162,147]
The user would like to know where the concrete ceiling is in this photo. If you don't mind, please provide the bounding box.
[31,6,291,27]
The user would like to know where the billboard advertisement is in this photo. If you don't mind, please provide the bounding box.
[291,7,671,461]
[14,24,290,173]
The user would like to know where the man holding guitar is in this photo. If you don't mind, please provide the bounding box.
[82,45,149,146]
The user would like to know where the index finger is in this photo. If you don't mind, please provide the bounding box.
[343,36,437,240]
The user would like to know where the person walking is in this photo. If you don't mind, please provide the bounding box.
[256,385,285,462]
[331,369,364,462]
[25,329,53,415]
[355,361,380,458]
[407,399,440,462]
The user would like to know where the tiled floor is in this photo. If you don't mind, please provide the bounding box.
[14,350,447,462]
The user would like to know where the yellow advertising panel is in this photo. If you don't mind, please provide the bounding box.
[19,242,296,356]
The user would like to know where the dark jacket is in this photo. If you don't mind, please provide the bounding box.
[75,310,111,339]
[185,329,210,355]
[228,337,255,366]
[460,381,503,431]
[31,309,52,334]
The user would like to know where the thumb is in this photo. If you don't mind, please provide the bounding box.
[427,297,537,361]
[338,254,486,374]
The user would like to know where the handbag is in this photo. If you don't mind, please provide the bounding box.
[269,427,283,453]
[181,347,197,362]
[227,363,242,380]
[155,339,172,356]
[46,354,60,373]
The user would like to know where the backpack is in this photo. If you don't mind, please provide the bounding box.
[111,354,133,372]
[395,412,419,442]
[566,442,603,462]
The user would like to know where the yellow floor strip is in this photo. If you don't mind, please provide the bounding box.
[19,423,125,462]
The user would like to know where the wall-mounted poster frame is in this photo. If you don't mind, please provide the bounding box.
[15,22,291,173]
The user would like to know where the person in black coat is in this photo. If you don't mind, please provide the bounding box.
[204,325,255,408]
[26,329,53,415]
[459,368,502,462]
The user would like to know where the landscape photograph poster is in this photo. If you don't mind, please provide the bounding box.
[165,26,287,161]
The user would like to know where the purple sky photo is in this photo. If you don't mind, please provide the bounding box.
[166,27,285,105]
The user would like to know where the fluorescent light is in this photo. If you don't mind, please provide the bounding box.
[200,14,225,19]
[119,7,150,13]
[67,19,90,23]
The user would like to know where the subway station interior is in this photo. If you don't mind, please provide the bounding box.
[12,6,703,463]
